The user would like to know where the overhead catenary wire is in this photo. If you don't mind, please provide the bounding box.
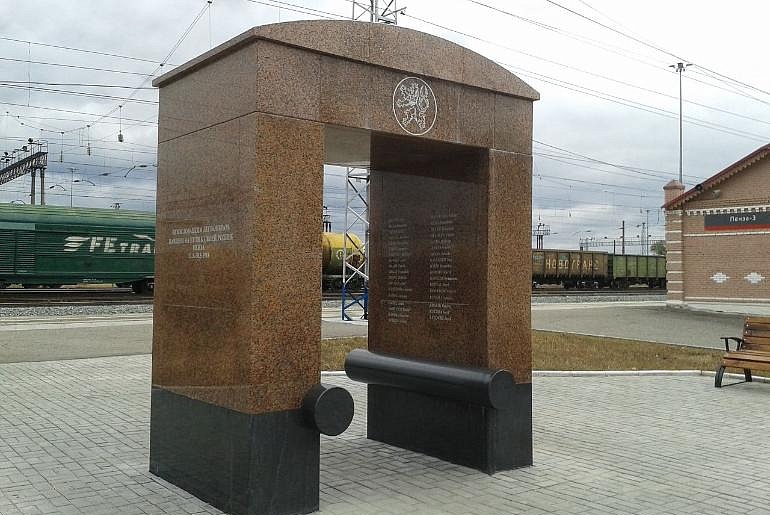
[244,0,347,20]
[402,13,770,141]
[0,100,157,125]
[533,140,705,180]
[459,1,671,68]
[404,12,770,122]
[507,65,769,143]
[0,56,157,77]
[536,0,770,99]
[85,1,212,134]
[0,84,157,104]
[0,35,175,65]
[0,80,156,89]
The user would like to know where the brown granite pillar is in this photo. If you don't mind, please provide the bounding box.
[151,107,332,514]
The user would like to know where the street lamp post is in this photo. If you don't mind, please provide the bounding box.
[670,62,691,184]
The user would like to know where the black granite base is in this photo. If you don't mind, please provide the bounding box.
[150,388,319,515]
[367,383,532,474]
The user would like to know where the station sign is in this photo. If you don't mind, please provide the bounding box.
[704,212,770,231]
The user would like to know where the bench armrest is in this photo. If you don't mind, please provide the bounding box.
[721,336,744,352]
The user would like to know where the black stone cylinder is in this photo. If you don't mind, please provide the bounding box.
[344,349,516,409]
[302,384,354,436]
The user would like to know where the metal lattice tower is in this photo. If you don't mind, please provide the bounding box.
[532,223,550,250]
[351,0,402,23]
[0,139,48,205]
[341,1,404,321]
[341,167,370,320]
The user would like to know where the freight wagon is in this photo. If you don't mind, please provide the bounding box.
[532,249,666,289]
[608,254,666,289]
[0,204,156,293]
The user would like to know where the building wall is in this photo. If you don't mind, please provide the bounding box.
[686,157,770,210]
[665,209,684,303]
[669,156,770,307]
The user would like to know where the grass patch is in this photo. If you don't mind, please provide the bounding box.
[321,337,367,371]
[320,332,724,372]
[532,330,723,371]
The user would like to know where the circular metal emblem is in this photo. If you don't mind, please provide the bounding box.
[392,77,437,136]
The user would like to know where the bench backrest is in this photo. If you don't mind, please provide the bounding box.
[743,316,770,353]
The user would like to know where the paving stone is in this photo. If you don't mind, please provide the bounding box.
[1,355,770,514]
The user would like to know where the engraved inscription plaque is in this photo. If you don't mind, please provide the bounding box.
[369,135,488,368]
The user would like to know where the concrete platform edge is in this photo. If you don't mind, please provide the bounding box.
[321,370,770,382]
[666,300,770,316]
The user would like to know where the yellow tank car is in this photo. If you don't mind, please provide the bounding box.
[322,232,364,289]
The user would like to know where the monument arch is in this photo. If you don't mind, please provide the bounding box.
[152,19,538,515]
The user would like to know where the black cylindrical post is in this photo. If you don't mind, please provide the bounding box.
[302,384,354,436]
[345,349,516,409]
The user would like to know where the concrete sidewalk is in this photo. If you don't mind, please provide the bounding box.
[532,302,745,349]
[0,314,366,363]
[2,355,770,514]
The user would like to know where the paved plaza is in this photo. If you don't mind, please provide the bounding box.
[532,302,745,349]
[2,355,770,514]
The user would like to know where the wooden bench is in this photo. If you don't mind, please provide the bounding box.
[715,316,770,387]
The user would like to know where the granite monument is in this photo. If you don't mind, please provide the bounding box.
[152,19,537,515]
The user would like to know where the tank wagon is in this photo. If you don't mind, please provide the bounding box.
[0,204,155,293]
[532,249,666,289]
[322,232,364,290]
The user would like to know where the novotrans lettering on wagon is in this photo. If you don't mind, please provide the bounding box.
[62,234,155,254]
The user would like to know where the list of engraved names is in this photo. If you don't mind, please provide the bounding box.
[385,218,412,324]
[428,212,457,321]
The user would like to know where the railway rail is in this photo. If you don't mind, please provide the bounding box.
[1,288,663,308]
[0,288,153,307]
[532,289,665,296]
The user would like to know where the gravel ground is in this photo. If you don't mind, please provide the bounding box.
[1,294,665,318]
[324,294,666,308]
[0,304,153,318]
[531,293,666,303]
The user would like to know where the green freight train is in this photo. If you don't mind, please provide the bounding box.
[531,249,666,289]
[0,205,364,293]
[0,204,156,293]
[1,205,665,292]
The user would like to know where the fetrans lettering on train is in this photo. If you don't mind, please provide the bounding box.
[63,234,155,254]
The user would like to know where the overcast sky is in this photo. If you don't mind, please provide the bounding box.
[0,0,768,250]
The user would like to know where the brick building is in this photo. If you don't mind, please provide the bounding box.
[662,144,770,313]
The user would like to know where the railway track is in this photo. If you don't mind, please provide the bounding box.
[323,289,665,300]
[1,288,663,308]
[532,289,666,296]
[0,288,153,307]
